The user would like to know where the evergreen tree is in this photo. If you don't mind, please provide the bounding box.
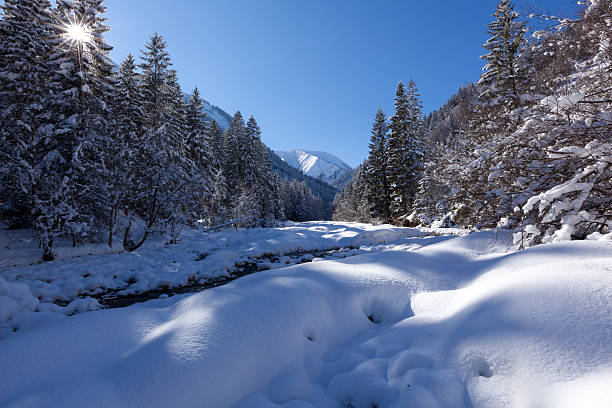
[106,54,143,246]
[206,119,224,162]
[450,0,530,228]
[365,108,391,223]
[478,0,528,100]
[184,86,216,224]
[332,163,370,223]
[125,33,189,250]
[166,68,189,156]
[29,0,116,259]
[246,116,278,226]
[222,111,246,198]
[0,0,56,226]
[186,87,215,175]
[387,80,424,223]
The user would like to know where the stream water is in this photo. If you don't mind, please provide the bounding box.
[96,246,361,308]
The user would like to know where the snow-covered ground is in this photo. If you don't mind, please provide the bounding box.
[0,222,432,338]
[1,223,611,407]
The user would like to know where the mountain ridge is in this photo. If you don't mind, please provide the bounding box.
[274,149,352,186]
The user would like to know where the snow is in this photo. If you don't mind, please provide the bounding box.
[540,93,584,111]
[274,149,352,185]
[1,224,611,407]
[0,222,426,337]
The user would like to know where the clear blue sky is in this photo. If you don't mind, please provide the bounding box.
[104,0,578,167]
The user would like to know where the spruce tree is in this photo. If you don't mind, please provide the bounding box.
[29,0,116,259]
[222,111,247,198]
[451,0,530,228]
[365,108,391,223]
[184,87,216,224]
[0,0,56,226]
[246,116,277,226]
[387,81,424,223]
[478,0,528,100]
[106,54,143,246]
[186,87,215,178]
[206,119,224,163]
[125,33,189,250]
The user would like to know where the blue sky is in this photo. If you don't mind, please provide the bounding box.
[104,0,578,167]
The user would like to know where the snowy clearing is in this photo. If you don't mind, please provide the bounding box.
[1,223,611,407]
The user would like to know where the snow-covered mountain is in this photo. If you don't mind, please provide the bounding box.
[274,149,352,185]
[183,92,233,129]
[201,98,232,129]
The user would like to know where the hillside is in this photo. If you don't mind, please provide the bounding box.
[268,149,338,217]
[275,149,352,185]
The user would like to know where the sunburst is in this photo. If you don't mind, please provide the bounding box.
[65,22,92,45]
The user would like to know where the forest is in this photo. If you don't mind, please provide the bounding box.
[333,0,611,248]
[1,0,610,267]
[0,0,328,261]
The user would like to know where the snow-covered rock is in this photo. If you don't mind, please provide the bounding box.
[274,149,352,185]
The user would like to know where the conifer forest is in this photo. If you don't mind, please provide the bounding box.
[334,0,611,248]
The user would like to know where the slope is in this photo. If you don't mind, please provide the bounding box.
[275,149,352,185]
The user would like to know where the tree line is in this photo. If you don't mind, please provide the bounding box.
[334,0,611,246]
[0,0,326,261]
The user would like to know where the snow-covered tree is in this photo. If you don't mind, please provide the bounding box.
[387,81,425,223]
[478,0,529,100]
[184,86,216,224]
[123,33,191,250]
[512,0,612,246]
[332,163,370,223]
[26,0,117,259]
[105,54,143,246]
[365,108,391,223]
[0,0,56,227]
[207,119,224,162]
[222,111,246,198]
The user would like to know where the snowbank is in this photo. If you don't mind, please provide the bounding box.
[1,229,610,407]
[0,222,427,337]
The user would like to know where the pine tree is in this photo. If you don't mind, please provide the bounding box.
[208,169,230,225]
[246,116,277,226]
[0,0,56,227]
[185,86,216,224]
[478,0,528,100]
[166,69,189,156]
[206,119,224,163]
[106,54,143,246]
[26,0,116,259]
[332,163,370,223]
[222,111,247,198]
[451,0,530,228]
[365,108,391,223]
[124,33,190,250]
[387,81,424,223]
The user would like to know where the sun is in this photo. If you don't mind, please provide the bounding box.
[65,23,92,45]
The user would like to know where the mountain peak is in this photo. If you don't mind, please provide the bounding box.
[274,149,352,185]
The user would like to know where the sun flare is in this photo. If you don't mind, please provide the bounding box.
[65,23,92,44]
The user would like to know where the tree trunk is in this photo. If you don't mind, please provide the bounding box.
[42,237,54,262]
[108,208,115,248]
